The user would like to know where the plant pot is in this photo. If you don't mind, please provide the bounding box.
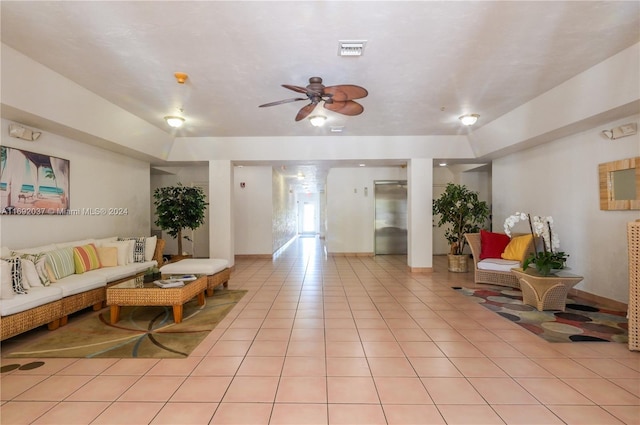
[447,254,469,273]
[143,274,154,283]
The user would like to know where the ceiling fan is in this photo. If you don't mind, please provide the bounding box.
[259,77,368,121]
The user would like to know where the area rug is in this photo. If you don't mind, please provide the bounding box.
[454,286,628,343]
[3,290,246,359]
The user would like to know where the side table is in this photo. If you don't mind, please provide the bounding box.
[511,268,584,311]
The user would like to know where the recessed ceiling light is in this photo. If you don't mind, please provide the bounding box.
[338,40,367,57]
[330,126,344,133]
[359,164,366,167]
[439,162,447,167]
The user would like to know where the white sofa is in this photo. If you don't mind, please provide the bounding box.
[0,236,165,340]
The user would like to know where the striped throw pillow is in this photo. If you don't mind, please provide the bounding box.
[45,247,75,280]
[73,244,102,274]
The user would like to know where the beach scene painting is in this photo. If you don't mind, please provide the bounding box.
[0,146,70,215]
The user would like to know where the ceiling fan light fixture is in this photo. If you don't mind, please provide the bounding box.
[164,116,185,128]
[459,114,480,126]
[309,115,327,127]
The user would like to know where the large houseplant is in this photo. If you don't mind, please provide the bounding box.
[433,183,489,272]
[153,183,208,256]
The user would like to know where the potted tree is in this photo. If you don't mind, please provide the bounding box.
[432,183,489,272]
[153,183,208,257]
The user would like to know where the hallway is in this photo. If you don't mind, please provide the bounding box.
[1,236,638,424]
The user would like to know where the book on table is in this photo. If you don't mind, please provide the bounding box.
[154,279,185,288]
[167,274,198,282]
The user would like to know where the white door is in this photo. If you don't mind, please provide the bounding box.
[432,184,450,255]
[302,202,316,234]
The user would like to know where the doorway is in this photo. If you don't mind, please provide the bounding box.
[374,181,407,254]
[302,202,316,233]
[298,193,319,236]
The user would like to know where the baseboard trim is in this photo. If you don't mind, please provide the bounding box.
[235,254,272,260]
[327,252,375,257]
[409,266,433,273]
[569,288,628,312]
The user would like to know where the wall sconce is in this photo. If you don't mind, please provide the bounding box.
[164,116,185,128]
[602,123,637,140]
[8,123,41,141]
[459,114,480,126]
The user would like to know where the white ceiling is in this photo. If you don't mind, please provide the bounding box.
[1,1,639,190]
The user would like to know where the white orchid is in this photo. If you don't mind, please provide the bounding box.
[504,212,562,253]
[503,211,528,236]
[505,212,568,275]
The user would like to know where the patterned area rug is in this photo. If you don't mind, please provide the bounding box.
[3,289,246,359]
[454,286,628,343]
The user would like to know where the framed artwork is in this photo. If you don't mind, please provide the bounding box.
[0,146,70,215]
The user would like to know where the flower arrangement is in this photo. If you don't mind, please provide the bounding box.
[504,212,568,276]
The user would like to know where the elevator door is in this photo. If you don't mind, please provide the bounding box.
[374,181,408,255]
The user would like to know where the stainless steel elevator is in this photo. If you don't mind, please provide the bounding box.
[374,181,408,255]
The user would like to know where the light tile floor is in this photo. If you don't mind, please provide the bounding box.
[1,237,639,424]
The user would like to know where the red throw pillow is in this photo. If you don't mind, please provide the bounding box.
[479,229,511,260]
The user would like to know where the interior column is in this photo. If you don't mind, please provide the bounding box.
[407,158,433,272]
[209,160,234,267]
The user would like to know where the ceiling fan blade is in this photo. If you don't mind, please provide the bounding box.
[282,84,310,94]
[323,85,368,101]
[259,97,307,108]
[324,100,364,116]
[283,84,323,97]
[295,103,317,121]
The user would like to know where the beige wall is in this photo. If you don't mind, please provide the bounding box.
[1,119,151,250]
[233,166,273,255]
[272,169,297,253]
[493,114,640,303]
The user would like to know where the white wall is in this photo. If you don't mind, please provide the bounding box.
[1,120,151,249]
[272,169,297,252]
[493,115,640,303]
[407,159,433,270]
[326,167,407,253]
[233,166,273,255]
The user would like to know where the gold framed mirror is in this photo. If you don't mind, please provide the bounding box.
[599,157,640,210]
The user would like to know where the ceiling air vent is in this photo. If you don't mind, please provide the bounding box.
[338,40,366,57]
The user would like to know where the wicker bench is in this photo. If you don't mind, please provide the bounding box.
[160,258,230,296]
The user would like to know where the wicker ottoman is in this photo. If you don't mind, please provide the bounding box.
[160,259,230,296]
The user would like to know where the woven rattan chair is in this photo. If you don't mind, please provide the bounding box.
[465,232,535,289]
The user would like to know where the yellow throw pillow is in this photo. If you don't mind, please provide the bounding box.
[501,234,533,263]
[96,246,118,267]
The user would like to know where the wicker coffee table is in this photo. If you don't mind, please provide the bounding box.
[511,268,583,311]
[106,274,207,324]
